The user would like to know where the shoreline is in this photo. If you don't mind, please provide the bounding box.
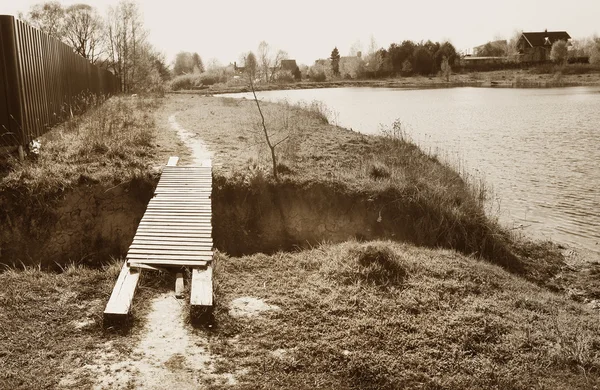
[3,94,600,388]
[170,70,600,95]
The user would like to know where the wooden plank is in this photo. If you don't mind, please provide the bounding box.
[145,206,212,210]
[139,220,212,226]
[191,266,213,307]
[143,211,212,216]
[158,178,211,181]
[162,166,211,170]
[153,192,211,195]
[128,260,209,267]
[150,197,212,201]
[134,232,212,239]
[146,207,212,213]
[130,244,212,251]
[145,207,212,212]
[156,184,211,187]
[139,223,212,229]
[155,186,211,189]
[167,156,179,166]
[149,201,211,204]
[127,248,214,257]
[156,184,212,188]
[149,200,211,204]
[136,225,212,230]
[141,215,212,220]
[136,227,212,233]
[129,263,165,271]
[138,221,212,232]
[157,179,212,182]
[175,273,185,299]
[127,253,213,261]
[104,262,141,320]
[132,237,213,245]
[148,200,212,204]
[160,173,210,176]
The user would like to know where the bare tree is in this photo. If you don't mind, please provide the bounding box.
[191,53,204,73]
[62,4,104,63]
[550,40,568,65]
[105,1,149,92]
[256,41,289,82]
[257,41,272,82]
[245,51,258,80]
[23,1,65,38]
[348,39,363,56]
[245,52,287,180]
[269,49,288,82]
[440,56,451,81]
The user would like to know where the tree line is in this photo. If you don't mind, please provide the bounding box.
[19,1,169,93]
[309,39,459,81]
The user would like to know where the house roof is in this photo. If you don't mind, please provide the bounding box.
[280,59,297,71]
[521,31,571,47]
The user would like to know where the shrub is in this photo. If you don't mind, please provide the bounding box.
[169,74,201,91]
[199,74,218,86]
[273,70,295,83]
[368,161,391,180]
[309,70,326,82]
[351,244,409,287]
[550,40,568,64]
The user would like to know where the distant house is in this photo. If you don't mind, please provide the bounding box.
[313,52,364,78]
[517,30,571,62]
[473,40,508,57]
[233,61,246,74]
[280,59,298,72]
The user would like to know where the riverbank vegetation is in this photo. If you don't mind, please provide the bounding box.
[0,96,179,197]
[174,95,564,280]
[208,241,600,389]
[1,93,600,388]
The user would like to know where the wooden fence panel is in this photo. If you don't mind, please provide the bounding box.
[0,15,120,147]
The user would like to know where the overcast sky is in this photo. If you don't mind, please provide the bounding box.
[2,0,599,66]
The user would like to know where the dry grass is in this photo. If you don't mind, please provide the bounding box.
[207,240,600,389]
[171,95,552,276]
[0,95,184,197]
[0,259,177,389]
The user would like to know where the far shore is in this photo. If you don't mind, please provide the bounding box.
[170,69,600,95]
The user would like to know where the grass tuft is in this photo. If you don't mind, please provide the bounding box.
[367,161,391,180]
[352,244,409,287]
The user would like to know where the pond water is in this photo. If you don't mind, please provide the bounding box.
[223,87,600,254]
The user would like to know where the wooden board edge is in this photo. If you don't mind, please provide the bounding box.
[103,262,141,324]
[190,265,213,307]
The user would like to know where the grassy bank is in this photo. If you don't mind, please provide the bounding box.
[170,67,600,95]
[173,95,562,281]
[2,92,599,388]
[0,261,175,389]
[207,241,600,389]
[0,95,189,268]
[0,95,184,197]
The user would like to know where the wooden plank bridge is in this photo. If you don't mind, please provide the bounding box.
[104,157,213,322]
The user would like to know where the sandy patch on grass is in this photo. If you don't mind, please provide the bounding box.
[60,293,243,389]
[168,114,212,165]
[229,296,280,318]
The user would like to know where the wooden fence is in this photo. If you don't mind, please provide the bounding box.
[0,15,119,148]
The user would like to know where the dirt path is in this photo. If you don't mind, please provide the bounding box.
[60,112,239,389]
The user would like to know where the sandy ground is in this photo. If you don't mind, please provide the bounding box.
[60,293,227,389]
[59,112,242,389]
